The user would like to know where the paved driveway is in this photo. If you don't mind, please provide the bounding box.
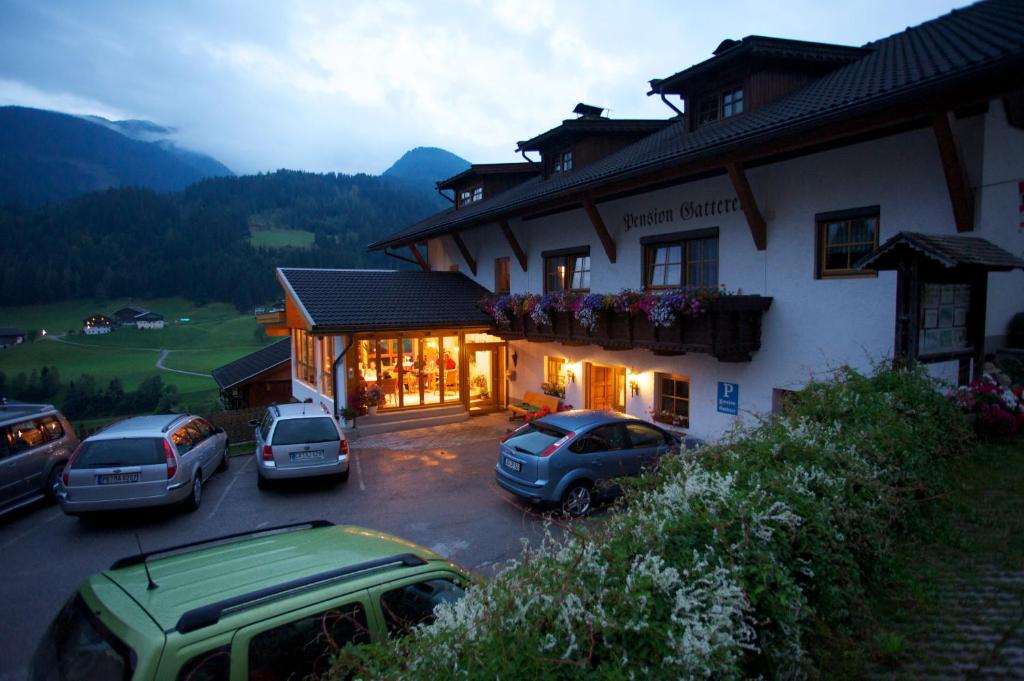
[0,413,549,680]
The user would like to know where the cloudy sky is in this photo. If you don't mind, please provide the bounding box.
[0,0,966,175]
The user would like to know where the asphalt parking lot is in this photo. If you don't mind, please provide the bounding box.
[0,413,550,681]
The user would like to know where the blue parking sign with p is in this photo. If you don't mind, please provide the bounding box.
[717,382,739,415]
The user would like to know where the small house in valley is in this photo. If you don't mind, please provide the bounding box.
[0,328,25,349]
[134,312,165,330]
[83,314,113,335]
[112,305,149,326]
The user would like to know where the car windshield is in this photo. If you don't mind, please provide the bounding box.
[30,593,134,681]
[272,417,340,446]
[73,439,165,468]
[503,423,567,455]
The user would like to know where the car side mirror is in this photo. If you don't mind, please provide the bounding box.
[248,419,259,427]
[215,426,225,434]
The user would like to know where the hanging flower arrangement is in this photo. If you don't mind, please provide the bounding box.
[479,285,731,329]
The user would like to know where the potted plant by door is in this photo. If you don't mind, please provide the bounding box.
[366,384,384,416]
[340,407,356,429]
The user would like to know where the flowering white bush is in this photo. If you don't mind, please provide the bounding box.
[338,366,973,680]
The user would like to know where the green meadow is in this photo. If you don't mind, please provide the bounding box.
[0,297,276,414]
[249,228,316,249]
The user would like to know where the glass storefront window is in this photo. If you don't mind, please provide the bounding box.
[442,336,460,403]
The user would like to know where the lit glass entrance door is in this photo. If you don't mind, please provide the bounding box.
[466,343,502,411]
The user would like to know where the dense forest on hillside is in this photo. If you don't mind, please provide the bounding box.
[0,170,447,311]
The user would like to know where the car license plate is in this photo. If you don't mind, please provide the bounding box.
[503,457,522,472]
[290,450,325,462]
[97,473,140,485]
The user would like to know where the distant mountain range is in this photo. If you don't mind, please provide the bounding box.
[0,106,234,205]
[0,107,471,208]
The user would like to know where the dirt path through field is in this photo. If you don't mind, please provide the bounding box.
[45,334,212,378]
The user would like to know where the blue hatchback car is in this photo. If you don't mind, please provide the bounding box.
[495,410,698,516]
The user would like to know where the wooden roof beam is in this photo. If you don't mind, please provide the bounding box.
[582,197,617,263]
[408,243,430,271]
[725,162,767,251]
[499,219,528,271]
[932,111,975,232]
[450,232,477,276]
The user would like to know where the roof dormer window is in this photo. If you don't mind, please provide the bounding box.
[697,95,719,125]
[553,149,574,174]
[722,87,743,118]
[696,87,744,127]
[458,185,484,207]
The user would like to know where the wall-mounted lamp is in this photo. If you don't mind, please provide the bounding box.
[566,369,576,384]
[511,350,519,368]
[629,379,640,397]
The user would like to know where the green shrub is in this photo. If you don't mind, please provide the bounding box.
[334,366,971,680]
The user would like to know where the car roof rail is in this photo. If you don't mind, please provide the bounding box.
[176,553,429,634]
[110,520,335,569]
[160,413,192,433]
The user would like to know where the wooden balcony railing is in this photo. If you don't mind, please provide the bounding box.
[492,296,772,362]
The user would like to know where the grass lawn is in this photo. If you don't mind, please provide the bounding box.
[0,297,276,414]
[249,228,315,249]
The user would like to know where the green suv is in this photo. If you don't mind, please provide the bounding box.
[31,521,468,680]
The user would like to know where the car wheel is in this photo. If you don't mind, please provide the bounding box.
[45,463,65,501]
[335,469,350,484]
[561,481,593,517]
[183,475,202,511]
[217,447,230,472]
[257,473,270,491]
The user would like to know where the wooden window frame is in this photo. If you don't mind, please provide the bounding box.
[815,206,880,279]
[722,86,744,118]
[641,228,719,289]
[494,257,511,294]
[320,336,334,397]
[471,186,483,202]
[654,373,690,427]
[294,329,316,386]
[544,356,566,385]
[542,246,591,293]
[552,148,574,174]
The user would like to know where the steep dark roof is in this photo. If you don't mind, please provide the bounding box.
[648,35,870,95]
[135,312,164,322]
[370,0,1024,251]
[212,339,290,391]
[0,328,25,337]
[278,269,492,332]
[437,163,540,190]
[856,232,1024,271]
[516,118,671,151]
[113,305,149,319]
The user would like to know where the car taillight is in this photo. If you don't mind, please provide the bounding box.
[163,439,177,479]
[339,439,350,456]
[539,432,574,457]
[63,443,84,486]
[262,445,274,461]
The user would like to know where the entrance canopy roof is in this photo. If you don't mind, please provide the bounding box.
[856,231,1024,272]
[277,268,492,334]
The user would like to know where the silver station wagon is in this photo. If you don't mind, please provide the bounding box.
[252,403,349,489]
[59,413,229,516]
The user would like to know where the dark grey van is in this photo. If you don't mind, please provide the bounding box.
[0,400,79,514]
